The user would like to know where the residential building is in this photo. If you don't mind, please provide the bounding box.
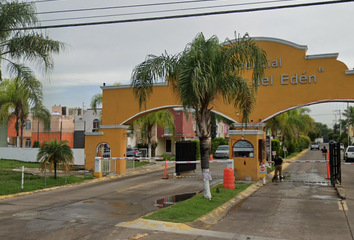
[73,108,101,148]
[155,108,197,156]
[7,105,75,148]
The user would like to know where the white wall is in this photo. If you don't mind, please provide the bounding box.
[0,147,85,165]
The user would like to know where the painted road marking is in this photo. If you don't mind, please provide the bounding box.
[338,201,349,211]
[115,179,162,193]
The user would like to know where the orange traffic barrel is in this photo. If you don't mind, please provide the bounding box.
[223,167,235,189]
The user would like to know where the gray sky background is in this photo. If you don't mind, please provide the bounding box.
[12,0,354,128]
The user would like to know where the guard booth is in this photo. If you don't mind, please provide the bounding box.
[229,123,266,181]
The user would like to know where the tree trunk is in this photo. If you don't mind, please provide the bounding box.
[20,124,24,148]
[196,106,212,199]
[15,118,19,148]
[200,136,211,200]
[54,162,57,179]
[147,128,152,161]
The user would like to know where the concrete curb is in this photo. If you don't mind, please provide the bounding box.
[336,185,346,199]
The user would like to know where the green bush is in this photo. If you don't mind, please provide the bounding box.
[211,137,228,154]
[32,141,40,148]
[159,154,175,161]
[271,139,281,160]
[191,140,201,160]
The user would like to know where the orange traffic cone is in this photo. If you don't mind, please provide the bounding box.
[210,154,213,160]
[223,167,235,189]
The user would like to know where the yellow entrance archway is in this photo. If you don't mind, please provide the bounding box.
[85,37,354,172]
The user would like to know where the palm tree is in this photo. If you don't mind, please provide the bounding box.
[134,110,175,158]
[266,108,318,153]
[131,33,267,199]
[0,77,50,147]
[0,1,65,81]
[37,139,74,179]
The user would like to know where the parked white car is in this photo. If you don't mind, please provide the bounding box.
[344,146,354,162]
[214,145,229,159]
[310,143,319,150]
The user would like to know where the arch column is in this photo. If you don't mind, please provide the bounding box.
[85,125,129,177]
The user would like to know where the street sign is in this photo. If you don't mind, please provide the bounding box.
[259,165,266,178]
[203,172,212,181]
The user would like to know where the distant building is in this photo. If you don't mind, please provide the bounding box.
[155,108,198,156]
[7,105,75,148]
[73,108,101,148]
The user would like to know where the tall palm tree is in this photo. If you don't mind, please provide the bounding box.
[0,0,65,81]
[131,33,267,199]
[343,106,354,133]
[266,108,318,151]
[134,110,175,157]
[37,139,74,179]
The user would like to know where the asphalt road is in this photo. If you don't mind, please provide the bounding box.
[1,148,354,240]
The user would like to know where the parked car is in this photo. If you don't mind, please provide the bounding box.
[126,148,141,160]
[310,143,319,150]
[344,146,354,162]
[214,145,229,159]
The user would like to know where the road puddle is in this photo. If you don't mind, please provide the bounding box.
[154,192,201,208]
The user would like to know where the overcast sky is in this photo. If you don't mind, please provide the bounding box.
[11,0,354,128]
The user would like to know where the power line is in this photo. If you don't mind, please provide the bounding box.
[3,0,354,31]
[40,0,297,23]
[36,0,295,15]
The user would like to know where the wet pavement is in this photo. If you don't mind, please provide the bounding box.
[1,149,354,240]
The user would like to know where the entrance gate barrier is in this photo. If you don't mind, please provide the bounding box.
[94,157,163,176]
[329,142,341,187]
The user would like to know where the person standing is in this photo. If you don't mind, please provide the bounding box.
[321,146,328,160]
[273,154,283,183]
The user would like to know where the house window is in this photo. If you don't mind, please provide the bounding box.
[25,139,31,148]
[164,127,172,136]
[233,140,254,158]
[25,120,31,130]
[92,119,99,132]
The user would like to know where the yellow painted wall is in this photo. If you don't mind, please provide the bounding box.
[98,37,354,126]
[85,127,127,173]
[229,130,265,181]
[85,37,354,173]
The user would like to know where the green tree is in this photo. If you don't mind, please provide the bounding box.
[343,106,354,128]
[316,122,331,142]
[131,33,267,199]
[211,137,228,154]
[37,139,74,179]
[0,0,64,81]
[134,110,175,158]
[0,77,50,147]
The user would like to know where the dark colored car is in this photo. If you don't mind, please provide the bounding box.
[126,148,141,160]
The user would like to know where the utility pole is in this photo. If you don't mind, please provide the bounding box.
[348,103,351,145]
[333,110,342,134]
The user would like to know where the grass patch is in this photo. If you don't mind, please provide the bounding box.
[126,161,152,169]
[0,159,93,196]
[143,182,252,223]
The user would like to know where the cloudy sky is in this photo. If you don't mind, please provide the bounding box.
[13,0,354,128]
